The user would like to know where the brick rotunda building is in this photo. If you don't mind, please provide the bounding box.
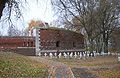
[0,21,84,56]
[35,27,84,56]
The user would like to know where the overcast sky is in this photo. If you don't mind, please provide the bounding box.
[24,0,54,24]
[0,0,55,35]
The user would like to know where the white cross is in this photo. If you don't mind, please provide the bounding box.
[58,53,62,58]
[64,52,67,58]
[74,52,77,58]
[44,53,47,57]
[49,53,53,58]
[38,52,41,56]
[70,52,73,58]
[80,53,82,58]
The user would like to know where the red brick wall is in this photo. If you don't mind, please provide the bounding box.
[0,36,35,50]
[39,28,84,50]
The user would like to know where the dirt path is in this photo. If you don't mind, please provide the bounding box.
[72,67,98,78]
[29,56,75,78]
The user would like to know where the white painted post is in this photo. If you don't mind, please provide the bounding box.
[108,52,110,55]
[67,52,70,56]
[79,53,82,59]
[44,53,47,57]
[70,52,73,58]
[74,52,77,58]
[38,52,41,56]
[64,52,67,58]
[82,52,85,59]
[93,51,96,57]
[118,53,120,62]
[84,51,88,58]
[50,53,53,58]
[54,53,57,58]
[78,52,80,55]
[58,53,62,58]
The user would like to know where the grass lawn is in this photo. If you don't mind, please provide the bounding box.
[0,52,48,78]
[50,55,120,78]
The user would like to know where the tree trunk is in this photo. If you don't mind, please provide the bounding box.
[0,0,8,19]
[96,35,103,54]
[102,32,109,53]
[89,39,94,57]
[104,39,108,53]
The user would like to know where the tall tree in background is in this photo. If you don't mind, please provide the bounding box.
[8,25,23,36]
[110,27,120,53]
[0,0,27,36]
[0,0,24,20]
[96,0,120,53]
[51,0,99,56]
[0,0,8,19]
[51,0,120,54]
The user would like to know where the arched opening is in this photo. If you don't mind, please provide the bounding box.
[56,41,60,47]
[31,41,33,47]
[73,42,76,47]
[23,42,26,47]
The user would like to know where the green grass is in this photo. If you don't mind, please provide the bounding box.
[0,52,48,78]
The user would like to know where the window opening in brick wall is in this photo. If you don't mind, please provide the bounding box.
[31,41,33,47]
[23,42,26,47]
[56,41,60,47]
[27,42,29,47]
[73,42,76,47]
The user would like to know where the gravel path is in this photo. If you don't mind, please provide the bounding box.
[29,56,75,78]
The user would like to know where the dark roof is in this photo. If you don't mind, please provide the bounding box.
[40,27,84,37]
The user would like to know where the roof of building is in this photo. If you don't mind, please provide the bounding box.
[0,36,35,39]
[39,27,84,37]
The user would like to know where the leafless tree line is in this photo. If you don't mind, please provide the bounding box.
[0,0,27,36]
[51,0,120,55]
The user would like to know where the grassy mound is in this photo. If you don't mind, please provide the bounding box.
[0,52,48,78]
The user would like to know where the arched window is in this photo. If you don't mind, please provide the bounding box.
[23,42,26,47]
[31,41,33,47]
[56,41,60,47]
[27,42,29,47]
[73,42,76,47]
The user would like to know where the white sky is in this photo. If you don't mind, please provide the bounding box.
[24,0,54,24]
[0,0,55,35]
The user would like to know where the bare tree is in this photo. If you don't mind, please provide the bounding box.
[0,0,8,19]
[51,0,101,56]
[8,25,23,36]
[95,0,120,53]
[51,0,120,55]
[110,27,120,53]
[0,0,26,20]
